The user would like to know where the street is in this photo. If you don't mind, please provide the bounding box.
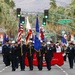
[0,55,75,75]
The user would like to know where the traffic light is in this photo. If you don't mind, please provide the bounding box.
[17,8,21,18]
[20,16,25,24]
[43,18,46,25]
[21,17,25,24]
[44,10,49,19]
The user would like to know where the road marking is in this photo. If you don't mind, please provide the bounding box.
[56,65,69,75]
[0,66,10,73]
[0,64,5,67]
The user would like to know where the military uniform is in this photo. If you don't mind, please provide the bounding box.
[45,42,53,70]
[14,43,19,69]
[11,44,16,71]
[67,43,74,69]
[36,44,45,70]
[17,43,26,71]
[2,42,11,66]
[27,43,34,71]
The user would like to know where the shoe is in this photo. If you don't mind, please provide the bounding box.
[70,67,73,69]
[39,69,42,71]
[16,66,18,69]
[21,69,25,71]
[12,69,15,71]
[48,68,51,71]
[30,69,33,71]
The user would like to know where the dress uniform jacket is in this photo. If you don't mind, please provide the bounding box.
[11,46,16,71]
[67,46,74,68]
[17,44,26,71]
[2,44,11,66]
[45,46,53,70]
[27,44,34,70]
[36,45,45,70]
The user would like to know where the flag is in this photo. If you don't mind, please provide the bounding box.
[61,34,67,44]
[34,16,41,51]
[26,16,31,30]
[3,33,9,44]
[26,16,32,44]
[17,23,23,44]
[40,28,44,41]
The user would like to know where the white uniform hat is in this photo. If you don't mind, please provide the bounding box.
[40,40,43,43]
[29,40,32,42]
[12,41,15,44]
[47,42,51,44]
[21,39,24,41]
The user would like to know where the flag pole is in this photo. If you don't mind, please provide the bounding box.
[21,40,23,56]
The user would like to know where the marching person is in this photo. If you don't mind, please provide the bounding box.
[14,41,19,69]
[45,41,53,71]
[27,40,34,71]
[67,43,74,69]
[36,41,45,71]
[10,41,16,71]
[17,39,26,71]
[2,40,11,66]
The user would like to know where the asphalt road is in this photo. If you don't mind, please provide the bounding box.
[0,55,75,75]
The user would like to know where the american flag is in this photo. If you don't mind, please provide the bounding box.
[17,23,23,44]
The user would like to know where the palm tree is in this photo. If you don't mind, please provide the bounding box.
[50,0,57,9]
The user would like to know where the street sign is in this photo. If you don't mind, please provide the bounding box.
[58,19,71,24]
[62,31,65,34]
[45,33,54,38]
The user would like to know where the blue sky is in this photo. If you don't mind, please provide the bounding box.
[13,0,71,12]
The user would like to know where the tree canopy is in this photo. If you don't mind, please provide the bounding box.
[0,0,17,38]
[47,0,75,34]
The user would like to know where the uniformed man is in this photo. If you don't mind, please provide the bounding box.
[14,41,19,69]
[45,41,53,70]
[27,40,34,71]
[67,43,74,69]
[36,40,45,71]
[11,41,16,71]
[17,39,26,71]
[2,40,11,66]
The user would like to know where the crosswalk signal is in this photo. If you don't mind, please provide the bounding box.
[43,18,46,25]
[44,10,49,19]
[17,8,21,18]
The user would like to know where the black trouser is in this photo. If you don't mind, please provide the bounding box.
[45,55,52,70]
[11,56,16,70]
[68,56,74,68]
[19,56,25,70]
[37,56,43,70]
[3,55,5,64]
[28,56,33,70]
[64,55,66,61]
[15,57,19,68]
[3,54,10,66]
